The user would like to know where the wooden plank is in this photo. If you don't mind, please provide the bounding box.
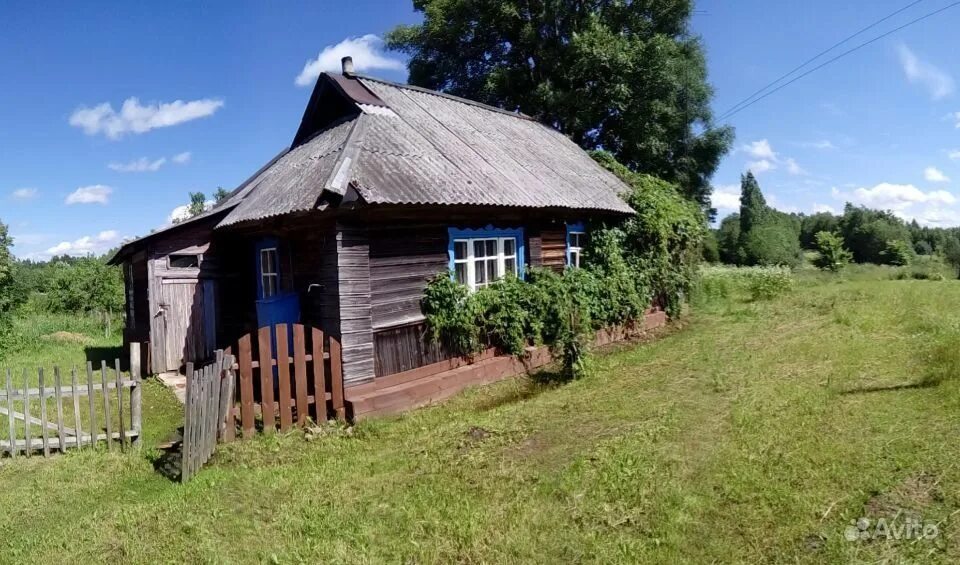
[312,328,327,423]
[257,326,275,433]
[38,368,50,457]
[0,380,136,400]
[216,352,231,442]
[330,337,345,420]
[86,362,97,451]
[238,334,255,439]
[182,362,194,482]
[180,363,197,482]
[71,368,83,450]
[130,342,141,382]
[131,367,142,448]
[292,324,309,426]
[54,368,66,453]
[0,405,78,436]
[100,361,113,451]
[276,324,293,431]
[22,370,31,457]
[5,369,16,458]
[222,346,236,442]
[115,360,125,452]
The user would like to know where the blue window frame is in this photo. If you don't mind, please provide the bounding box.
[255,238,281,300]
[566,222,585,267]
[448,226,525,290]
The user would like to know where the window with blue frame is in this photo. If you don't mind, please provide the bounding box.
[566,222,585,267]
[448,226,524,291]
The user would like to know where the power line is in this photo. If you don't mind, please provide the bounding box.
[719,0,960,122]
[718,0,927,120]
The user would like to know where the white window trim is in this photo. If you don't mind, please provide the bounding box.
[453,237,519,291]
[260,247,280,299]
[568,231,585,268]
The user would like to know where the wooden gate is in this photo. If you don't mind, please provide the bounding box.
[0,359,142,457]
[180,324,344,481]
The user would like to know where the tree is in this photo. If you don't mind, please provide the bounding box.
[213,187,230,203]
[738,171,766,235]
[716,213,741,264]
[734,172,801,266]
[386,0,734,213]
[838,204,912,264]
[701,230,720,263]
[0,221,16,354]
[943,237,960,279]
[188,192,207,218]
[812,231,852,272]
[881,239,913,266]
[800,212,839,249]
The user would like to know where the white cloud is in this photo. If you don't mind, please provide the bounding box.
[897,44,954,100]
[801,140,837,150]
[947,149,960,161]
[172,151,192,164]
[785,158,805,176]
[924,166,950,183]
[740,139,804,175]
[712,184,740,211]
[108,157,166,173]
[741,139,777,161]
[11,188,37,200]
[813,203,838,215]
[836,182,956,212]
[69,97,224,139]
[45,230,122,258]
[166,200,214,225]
[295,34,405,86]
[746,159,775,174]
[65,184,112,205]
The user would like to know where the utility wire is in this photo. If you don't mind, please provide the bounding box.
[719,0,960,122]
[718,0,927,120]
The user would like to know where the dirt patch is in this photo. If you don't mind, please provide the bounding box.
[864,472,942,518]
[465,426,492,442]
[43,331,91,344]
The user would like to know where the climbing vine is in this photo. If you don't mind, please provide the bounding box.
[422,152,706,379]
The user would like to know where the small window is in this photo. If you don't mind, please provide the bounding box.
[452,236,520,291]
[168,254,200,269]
[260,248,279,299]
[568,230,585,268]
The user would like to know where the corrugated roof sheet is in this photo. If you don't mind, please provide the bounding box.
[213,73,633,229]
[218,117,357,227]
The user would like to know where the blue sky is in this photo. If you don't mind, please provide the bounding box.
[3,1,960,259]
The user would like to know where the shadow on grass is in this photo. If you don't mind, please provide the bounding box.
[150,426,184,482]
[470,368,573,413]
[84,346,124,368]
[840,381,938,395]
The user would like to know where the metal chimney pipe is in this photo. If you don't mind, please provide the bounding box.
[341,56,355,76]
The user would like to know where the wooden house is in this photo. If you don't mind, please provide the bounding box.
[110,57,636,413]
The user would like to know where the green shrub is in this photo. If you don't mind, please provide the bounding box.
[812,231,852,272]
[881,239,913,266]
[693,265,794,304]
[747,268,793,300]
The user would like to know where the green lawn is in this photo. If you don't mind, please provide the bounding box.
[0,274,958,563]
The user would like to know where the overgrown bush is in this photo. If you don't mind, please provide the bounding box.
[812,231,852,272]
[0,221,16,357]
[881,239,913,267]
[693,265,794,304]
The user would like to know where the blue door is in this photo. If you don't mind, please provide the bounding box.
[255,238,300,331]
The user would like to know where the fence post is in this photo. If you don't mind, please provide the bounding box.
[131,365,142,449]
[330,337,345,421]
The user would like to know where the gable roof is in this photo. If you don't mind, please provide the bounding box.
[217,72,633,227]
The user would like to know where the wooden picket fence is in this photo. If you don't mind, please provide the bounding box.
[182,352,235,482]
[0,356,142,457]
[180,323,344,481]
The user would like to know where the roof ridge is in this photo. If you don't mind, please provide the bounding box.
[353,73,535,122]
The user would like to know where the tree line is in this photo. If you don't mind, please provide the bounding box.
[705,171,960,276]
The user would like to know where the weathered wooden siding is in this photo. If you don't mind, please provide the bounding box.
[369,225,447,330]
[541,228,567,272]
[373,322,448,377]
[336,223,375,384]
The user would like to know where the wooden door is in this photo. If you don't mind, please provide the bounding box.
[159,279,216,370]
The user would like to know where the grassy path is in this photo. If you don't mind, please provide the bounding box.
[0,278,958,562]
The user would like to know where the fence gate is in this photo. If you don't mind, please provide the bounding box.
[182,352,234,482]
[0,358,142,457]
[180,323,344,482]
